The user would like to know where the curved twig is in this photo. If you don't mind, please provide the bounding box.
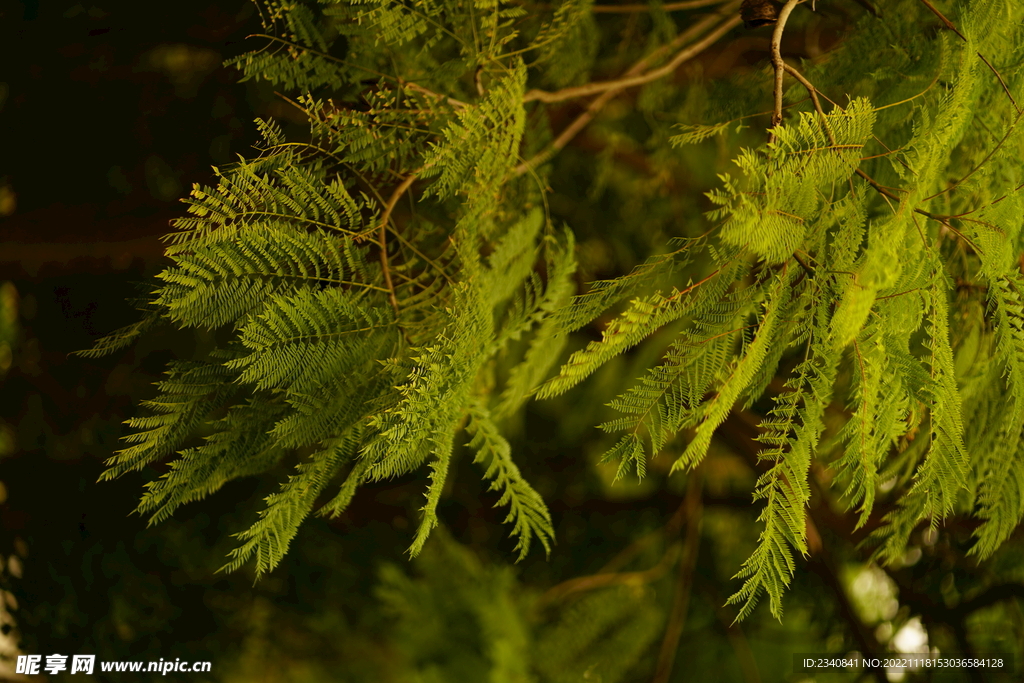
[536,542,683,607]
[515,8,741,174]
[523,2,741,104]
[768,0,804,142]
[651,464,705,683]
[376,173,420,313]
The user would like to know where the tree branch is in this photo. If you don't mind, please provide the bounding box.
[914,1,1020,114]
[915,0,966,41]
[590,0,727,12]
[768,0,804,142]
[782,63,837,144]
[652,464,704,683]
[515,6,741,174]
[523,2,741,104]
[376,173,420,314]
[527,0,728,12]
[536,542,682,606]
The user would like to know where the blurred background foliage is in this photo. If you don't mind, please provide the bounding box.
[2,0,1024,681]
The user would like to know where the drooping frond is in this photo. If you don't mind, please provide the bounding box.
[137,398,289,524]
[599,288,752,478]
[495,230,577,418]
[73,311,163,359]
[221,435,355,577]
[833,328,914,528]
[911,283,969,521]
[408,421,458,557]
[673,270,795,473]
[553,242,698,335]
[466,401,554,559]
[100,356,241,480]
[537,250,743,400]
[728,315,838,622]
[362,282,490,481]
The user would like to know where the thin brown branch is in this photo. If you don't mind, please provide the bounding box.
[915,0,966,41]
[515,8,741,174]
[400,81,470,110]
[537,542,683,606]
[528,0,726,11]
[853,171,987,249]
[915,211,983,252]
[855,168,904,201]
[924,108,1024,201]
[916,0,1021,115]
[792,250,815,278]
[768,0,803,142]
[652,464,704,683]
[376,173,420,313]
[977,52,1021,114]
[523,3,742,104]
[782,63,838,146]
[591,0,727,12]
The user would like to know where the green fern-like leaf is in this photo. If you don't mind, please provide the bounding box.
[466,402,554,559]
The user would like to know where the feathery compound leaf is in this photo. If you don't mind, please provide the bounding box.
[495,229,578,418]
[911,283,969,521]
[672,270,795,474]
[155,227,382,329]
[226,287,397,395]
[537,254,742,400]
[166,150,370,252]
[101,357,241,481]
[669,121,731,147]
[222,436,354,578]
[554,242,699,335]
[421,60,528,199]
[482,206,546,306]
[968,275,1024,557]
[363,282,491,481]
[533,0,598,89]
[834,329,914,528]
[409,420,458,558]
[987,274,1024,418]
[137,399,289,525]
[226,2,346,91]
[728,318,838,621]
[971,407,1024,559]
[466,402,554,560]
[708,98,876,263]
[599,290,751,477]
[75,311,163,359]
